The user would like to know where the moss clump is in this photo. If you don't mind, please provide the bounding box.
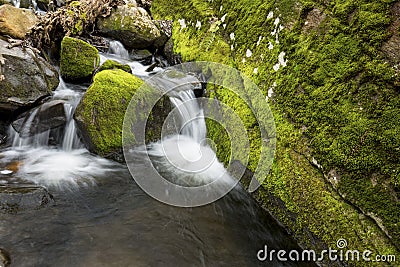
[98,59,132,73]
[75,69,143,156]
[60,36,100,82]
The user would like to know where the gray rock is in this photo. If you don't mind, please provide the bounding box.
[12,100,67,137]
[0,184,53,213]
[96,5,161,49]
[0,39,59,118]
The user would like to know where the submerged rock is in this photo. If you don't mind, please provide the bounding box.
[0,5,37,39]
[96,5,161,49]
[0,39,59,118]
[60,36,100,83]
[0,184,53,213]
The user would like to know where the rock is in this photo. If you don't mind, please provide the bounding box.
[153,20,172,48]
[130,49,152,63]
[0,5,37,39]
[0,248,10,267]
[36,0,51,11]
[0,0,12,6]
[0,38,59,118]
[19,0,31,8]
[162,38,182,65]
[74,69,171,160]
[0,184,53,213]
[60,36,100,83]
[96,5,161,49]
[11,100,67,137]
[98,59,131,73]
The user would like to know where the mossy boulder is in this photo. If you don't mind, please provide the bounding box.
[0,38,59,119]
[0,5,37,39]
[98,59,131,73]
[60,36,100,83]
[96,5,161,49]
[152,0,400,264]
[74,69,171,160]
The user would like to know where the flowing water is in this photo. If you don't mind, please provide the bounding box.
[0,42,316,266]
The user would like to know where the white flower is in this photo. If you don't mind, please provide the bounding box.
[267,11,273,19]
[242,58,246,63]
[273,63,280,71]
[274,17,280,25]
[256,36,262,46]
[268,87,274,98]
[195,20,201,30]
[221,13,227,22]
[229,32,235,40]
[278,51,287,67]
[219,5,223,11]
[231,44,234,50]
[223,23,227,29]
[178,19,186,30]
[268,42,274,50]
[253,68,258,74]
[246,49,252,57]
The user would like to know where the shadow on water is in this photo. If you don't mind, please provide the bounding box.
[0,160,316,267]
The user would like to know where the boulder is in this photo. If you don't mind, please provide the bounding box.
[0,38,59,118]
[74,69,171,161]
[60,36,100,82]
[0,5,37,39]
[11,100,67,137]
[96,5,161,49]
[98,59,131,73]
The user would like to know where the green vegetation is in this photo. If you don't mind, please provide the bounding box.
[60,36,100,82]
[152,0,400,264]
[75,69,143,156]
[98,59,132,73]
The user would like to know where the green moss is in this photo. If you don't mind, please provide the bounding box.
[152,0,400,262]
[60,36,99,82]
[75,69,143,155]
[98,59,132,73]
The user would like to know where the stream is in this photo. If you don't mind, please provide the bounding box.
[0,40,316,266]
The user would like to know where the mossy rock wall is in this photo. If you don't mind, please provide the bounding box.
[152,0,400,265]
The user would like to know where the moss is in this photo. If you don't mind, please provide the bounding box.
[60,36,99,82]
[152,0,400,262]
[98,59,132,73]
[75,69,144,156]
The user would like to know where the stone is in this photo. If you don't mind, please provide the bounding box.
[60,36,100,82]
[0,39,59,119]
[129,49,152,63]
[96,5,161,49]
[0,184,53,213]
[0,5,37,39]
[11,100,67,137]
[74,69,171,161]
[98,59,131,73]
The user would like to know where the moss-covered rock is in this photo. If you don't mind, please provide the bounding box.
[74,69,172,160]
[74,70,143,158]
[96,4,161,49]
[0,5,37,39]
[98,59,131,73]
[60,36,99,82]
[152,0,400,264]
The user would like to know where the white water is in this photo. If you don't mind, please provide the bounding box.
[99,41,163,78]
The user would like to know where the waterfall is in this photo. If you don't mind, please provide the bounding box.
[9,78,83,150]
[108,40,130,60]
[168,90,207,143]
